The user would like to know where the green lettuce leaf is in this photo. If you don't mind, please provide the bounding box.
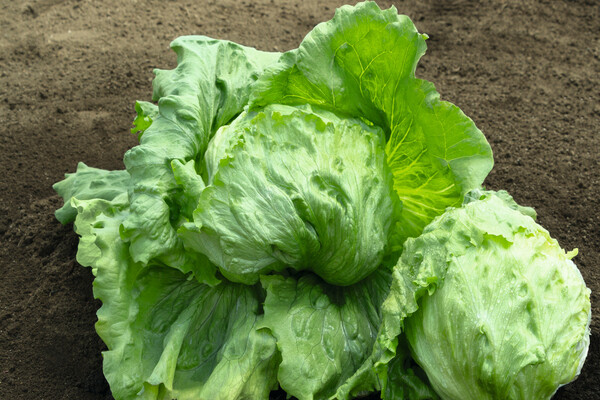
[131,100,159,138]
[121,36,280,273]
[53,162,130,224]
[182,104,398,286]
[71,196,280,400]
[380,337,439,400]
[260,269,391,400]
[463,188,537,219]
[250,1,493,249]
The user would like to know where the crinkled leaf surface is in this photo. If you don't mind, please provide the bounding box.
[53,162,130,224]
[260,269,391,400]
[71,197,279,400]
[184,104,397,286]
[121,36,280,272]
[380,337,439,400]
[250,1,493,248]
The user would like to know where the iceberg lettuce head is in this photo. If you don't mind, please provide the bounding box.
[384,191,591,400]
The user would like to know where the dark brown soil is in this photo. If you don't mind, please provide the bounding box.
[1,0,598,399]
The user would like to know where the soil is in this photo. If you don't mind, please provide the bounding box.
[0,0,598,399]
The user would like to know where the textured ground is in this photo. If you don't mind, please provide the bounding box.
[0,0,598,399]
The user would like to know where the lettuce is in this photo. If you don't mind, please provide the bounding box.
[379,190,591,400]
[183,104,397,286]
[54,2,589,399]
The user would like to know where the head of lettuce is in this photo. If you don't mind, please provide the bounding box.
[379,190,591,400]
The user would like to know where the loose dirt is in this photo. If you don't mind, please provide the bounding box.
[1,0,598,399]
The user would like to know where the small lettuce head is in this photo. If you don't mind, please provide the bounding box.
[400,191,591,400]
[181,104,398,286]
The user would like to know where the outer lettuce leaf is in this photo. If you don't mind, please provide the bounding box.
[117,268,279,400]
[53,162,130,224]
[260,269,391,400]
[121,36,280,273]
[184,104,398,286]
[250,1,493,248]
[71,197,279,400]
[381,338,439,400]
